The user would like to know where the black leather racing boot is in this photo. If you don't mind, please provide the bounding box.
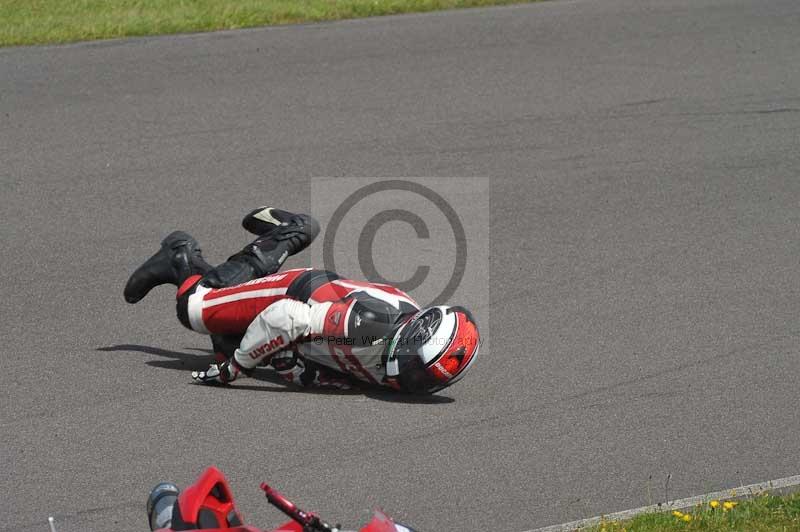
[201,209,320,288]
[241,206,299,236]
[124,231,213,304]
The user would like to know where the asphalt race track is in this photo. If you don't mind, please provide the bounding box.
[2,0,799,530]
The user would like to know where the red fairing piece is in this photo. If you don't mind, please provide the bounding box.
[153,467,415,532]
[154,466,260,532]
[360,511,409,532]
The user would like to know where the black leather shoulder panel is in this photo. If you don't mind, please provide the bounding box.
[286,269,340,302]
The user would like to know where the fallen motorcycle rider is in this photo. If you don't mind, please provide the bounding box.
[124,207,480,394]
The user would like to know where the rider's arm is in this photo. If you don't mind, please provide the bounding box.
[233,298,332,370]
[192,298,332,385]
[234,296,398,385]
[238,298,362,389]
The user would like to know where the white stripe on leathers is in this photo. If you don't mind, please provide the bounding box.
[202,287,288,308]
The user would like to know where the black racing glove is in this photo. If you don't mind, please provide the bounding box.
[270,352,353,390]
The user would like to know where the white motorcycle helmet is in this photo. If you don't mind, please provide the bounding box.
[385,305,480,393]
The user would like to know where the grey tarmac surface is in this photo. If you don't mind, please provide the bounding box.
[2,0,799,530]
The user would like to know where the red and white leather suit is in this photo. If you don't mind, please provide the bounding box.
[180,268,419,387]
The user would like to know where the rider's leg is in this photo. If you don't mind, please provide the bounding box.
[174,208,319,336]
[175,267,310,335]
[124,231,213,304]
[200,208,320,289]
[126,208,319,355]
[125,208,318,306]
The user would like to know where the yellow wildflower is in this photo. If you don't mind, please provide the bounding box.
[682,514,692,522]
[709,500,720,509]
[723,501,738,510]
[672,510,684,518]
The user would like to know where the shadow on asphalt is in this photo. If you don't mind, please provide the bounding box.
[96,344,454,404]
[97,344,213,371]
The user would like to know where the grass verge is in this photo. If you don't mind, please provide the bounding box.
[584,492,800,531]
[0,0,535,47]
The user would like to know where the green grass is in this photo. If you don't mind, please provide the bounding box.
[0,0,534,47]
[584,492,800,531]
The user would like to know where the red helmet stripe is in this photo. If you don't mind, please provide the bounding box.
[427,310,479,384]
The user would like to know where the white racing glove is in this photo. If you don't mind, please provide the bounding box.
[191,359,247,385]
